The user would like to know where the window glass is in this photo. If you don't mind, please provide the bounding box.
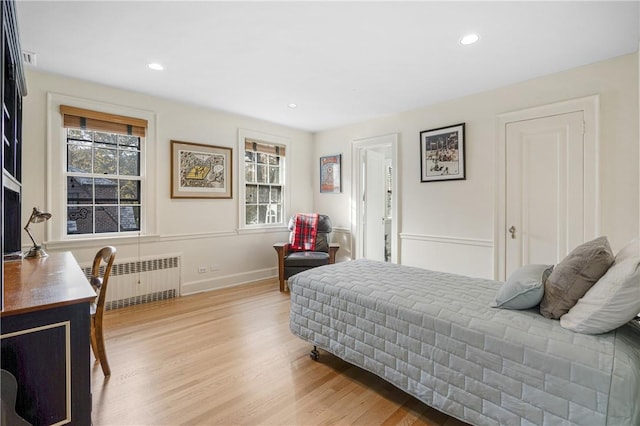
[67,141,92,173]
[67,176,93,204]
[119,180,140,203]
[246,184,257,203]
[67,206,93,235]
[95,206,119,233]
[118,134,140,148]
[95,177,118,204]
[246,205,258,225]
[94,132,117,146]
[257,164,268,183]
[269,165,280,184]
[120,206,140,231]
[66,128,141,235]
[258,186,269,203]
[245,163,256,183]
[119,148,140,176]
[94,148,117,174]
[242,140,284,226]
[68,129,92,141]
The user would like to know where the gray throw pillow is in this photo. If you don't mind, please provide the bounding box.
[539,236,614,319]
[492,264,552,310]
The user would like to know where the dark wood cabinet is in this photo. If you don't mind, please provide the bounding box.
[2,252,96,425]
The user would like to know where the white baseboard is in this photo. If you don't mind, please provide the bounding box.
[181,267,277,295]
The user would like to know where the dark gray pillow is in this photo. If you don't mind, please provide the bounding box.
[539,236,614,319]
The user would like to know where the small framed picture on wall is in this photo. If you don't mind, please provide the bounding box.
[419,123,465,182]
[320,154,341,193]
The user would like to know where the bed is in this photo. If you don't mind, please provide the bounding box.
[288,259,640,426]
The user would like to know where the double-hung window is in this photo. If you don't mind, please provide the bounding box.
[244,139,285,225]
[239,130,289,228]
[61,105,146,236]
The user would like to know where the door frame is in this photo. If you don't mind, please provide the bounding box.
[495,96,600,280]
[352,133,399,263]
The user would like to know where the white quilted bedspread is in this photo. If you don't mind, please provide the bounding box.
[289,259,640,426]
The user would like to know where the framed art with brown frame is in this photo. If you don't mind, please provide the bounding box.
[419,123,465,182]
[171,140,233,199]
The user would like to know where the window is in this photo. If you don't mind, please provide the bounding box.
[239,130,289,228]
[61,105,146,236]
[244,139,285,225]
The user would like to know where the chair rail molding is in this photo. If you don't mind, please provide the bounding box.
[400,233,493,248]
[400,233,494,278]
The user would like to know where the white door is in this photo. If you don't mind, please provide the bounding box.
[505,111,585,276]
[364,149,386,261]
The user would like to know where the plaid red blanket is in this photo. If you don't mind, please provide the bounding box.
[290,213,319,251]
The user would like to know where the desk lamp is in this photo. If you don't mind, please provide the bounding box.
[24,207,52,258]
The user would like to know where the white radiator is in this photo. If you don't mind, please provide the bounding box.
[82,255,181,310]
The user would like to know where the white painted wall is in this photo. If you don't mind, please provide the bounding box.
[22,69,315,293]
[314,53,639,279]
[20,53,639,289]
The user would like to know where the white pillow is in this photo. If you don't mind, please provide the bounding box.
[560,257,640,334]
[616,237,640,263]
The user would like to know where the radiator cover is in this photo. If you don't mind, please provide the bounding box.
[82,255,181,310]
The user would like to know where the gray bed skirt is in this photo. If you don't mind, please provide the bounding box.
[289,259,640,426]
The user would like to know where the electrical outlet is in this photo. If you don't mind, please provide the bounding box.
[198,266,207,273]
[210,264,219,271]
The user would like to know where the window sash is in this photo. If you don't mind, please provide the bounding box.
[244,142,285,226]
[65,127,143,236]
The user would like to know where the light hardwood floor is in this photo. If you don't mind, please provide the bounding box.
[91,279,468,426]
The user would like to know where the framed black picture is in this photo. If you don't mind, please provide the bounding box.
[419,123,465,182]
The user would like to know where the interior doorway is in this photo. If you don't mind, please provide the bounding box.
[352,134,398,263]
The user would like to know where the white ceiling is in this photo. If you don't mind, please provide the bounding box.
[16,1,640,132]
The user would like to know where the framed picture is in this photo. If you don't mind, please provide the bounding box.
[420,123,465,182]
[320,154,341,193]
[171,140,232,199]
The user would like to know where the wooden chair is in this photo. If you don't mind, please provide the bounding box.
[89,246,116,377]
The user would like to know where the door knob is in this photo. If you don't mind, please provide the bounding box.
[509,226,516,239]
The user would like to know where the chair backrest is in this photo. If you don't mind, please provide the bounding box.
[288,214,332,252]
[90,246,117,317]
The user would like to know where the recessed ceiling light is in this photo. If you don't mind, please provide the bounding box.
[147,63,164,71]
[288,103,297,109]
[459,33,479,45]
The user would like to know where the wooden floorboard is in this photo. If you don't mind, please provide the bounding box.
[91,279,469,426]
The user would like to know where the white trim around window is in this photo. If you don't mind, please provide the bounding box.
[237,128,291,231]
[46,93,158,244]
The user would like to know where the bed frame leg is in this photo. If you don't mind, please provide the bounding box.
[310,346,319,361]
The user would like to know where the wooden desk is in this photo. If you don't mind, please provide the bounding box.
[1,252,96,425]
